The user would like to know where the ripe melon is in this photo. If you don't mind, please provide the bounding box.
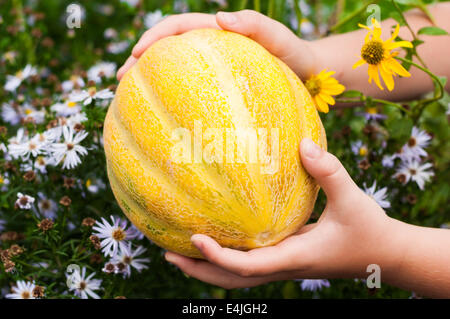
[103,28,327,258]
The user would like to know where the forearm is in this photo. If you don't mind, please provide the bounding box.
[381,218,450,298]
[308,3,450,101]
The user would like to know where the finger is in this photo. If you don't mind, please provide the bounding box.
[295,223,317,235]
[216,10,303,63]
[300,138,362,204]
[165,252,277,289]
[132,13,219,58]
[117,55,138,80]
[190,234,300,277]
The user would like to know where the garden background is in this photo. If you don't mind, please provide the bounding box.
[0,0,449,299]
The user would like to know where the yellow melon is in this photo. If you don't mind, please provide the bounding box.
[103,28,327,258]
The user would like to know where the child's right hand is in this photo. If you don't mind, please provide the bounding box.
[117,10,319,81]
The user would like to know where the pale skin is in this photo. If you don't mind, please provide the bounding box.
[117,4,450,298]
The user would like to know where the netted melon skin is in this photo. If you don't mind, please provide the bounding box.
[103,29,327,258]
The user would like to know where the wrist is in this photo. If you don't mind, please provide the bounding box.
[368,216,411,284]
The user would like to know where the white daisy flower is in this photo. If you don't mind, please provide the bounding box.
[107,40,130,54]
[51,100,82,117]
[15,193,35,210]
[5,281,36,299]
[85,178,106,194]
[4,64,37,92]
[61,75,85,92]
[0,173,10,191]
[8,132,51,160]
[69,87,114,106]
[8,127,28,144]
[1,102,21,125]
[300,279,330,292]
[0,219,5,232]
[50,126,88,169]
[33,155,57,174]
[351,140,368,157]
[395,160,434,190]
[66,267,102,299]
[92,216,139,257]
[129,224,145,240]
[111,243,150,277]
[144,10,165,29]
[35,193,58,219]
[45,112,88,140]
[22,104,46,124]
[400,127,431,162]
[382,154,396,168]
[104,28,118,40]
[2,51,18,63]
[87,62,116,83]
[363,181,390,209]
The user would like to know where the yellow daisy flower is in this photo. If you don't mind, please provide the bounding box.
[304,69,346,113]
[353,18,413,91]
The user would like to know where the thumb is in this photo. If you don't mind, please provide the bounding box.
[300,138,361,204]
[215,10,300,59]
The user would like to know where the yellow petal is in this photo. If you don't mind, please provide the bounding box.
[322,84,346,96]
[387,58,411,77]
[314,95,329,113]
[387,24,400,42]
[373,25,382,39]
[368,64,384,91]
[379,63,395,91]
[358,23,372,31]
[386,40,413,50]
[353,58,366,69]
[318,92,336,105]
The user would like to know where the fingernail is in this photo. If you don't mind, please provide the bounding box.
[302,138,321,159]
[165,252,176,263]
[190,234,204,250]
[218,11,237,25]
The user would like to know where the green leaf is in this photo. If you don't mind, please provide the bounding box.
[437,76,448,87]
[417,26,449,36]
[394,0,422,5]
[339,90,363,98]
[386,116,413,141]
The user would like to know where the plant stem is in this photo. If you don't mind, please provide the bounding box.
[292,0,303,37]
[336,96,411,115]
[390,0,428,68]
[330,0,378,32]
[267,0,275,18]
[253,0,260,12]
[238,0,248,10]
[396,56,444,121]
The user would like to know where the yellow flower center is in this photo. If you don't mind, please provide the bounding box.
[305,77,322,97]
[21,291,31,299]
[67,101,77,108]
[359,146,368,157]
[408,137,416,147]
[15,70,23,79]
[361,40,385,65]
[37,156,45,165]
[25,109,33,115]
[86,179,92,188]
[0,176,4,184]
[112,228,126,241]
[88,87,97,96]
[366,107,378,114]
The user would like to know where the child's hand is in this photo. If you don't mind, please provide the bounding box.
[117,10,319,80]
[164,138,405,289]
